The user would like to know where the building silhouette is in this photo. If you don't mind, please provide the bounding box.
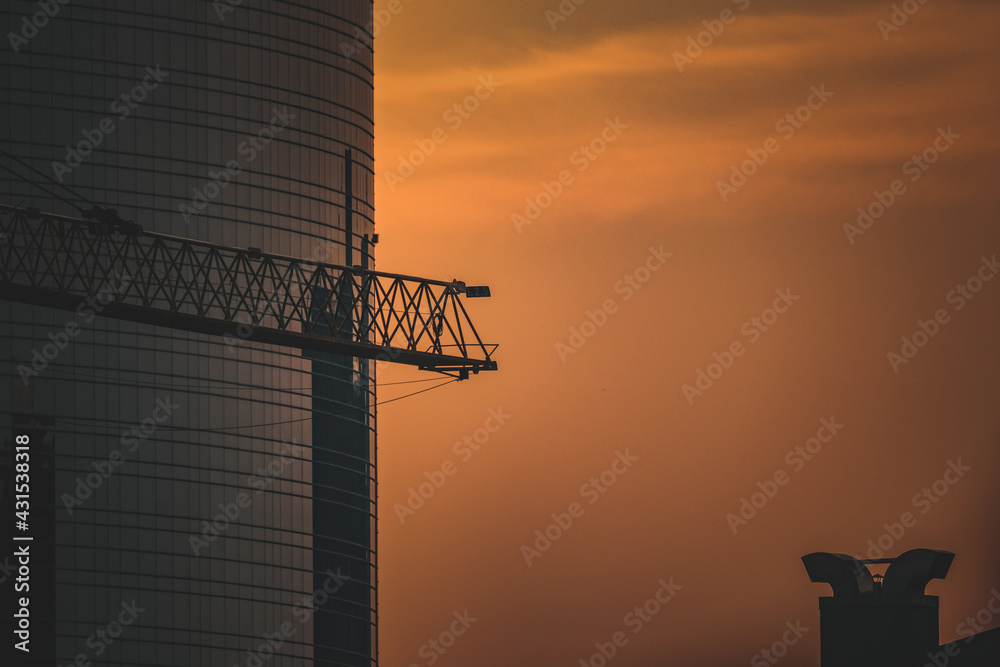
[2,2,377,665]
[803,549,1000,667]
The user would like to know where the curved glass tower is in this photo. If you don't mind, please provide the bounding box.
[1,2,377,665]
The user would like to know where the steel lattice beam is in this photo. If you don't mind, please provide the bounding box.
[0,204,497,377]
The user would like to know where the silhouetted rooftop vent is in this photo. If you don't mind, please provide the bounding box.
[802,549,998,667]
[803,548,954,605]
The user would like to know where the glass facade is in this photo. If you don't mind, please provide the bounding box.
[1,2,377,665]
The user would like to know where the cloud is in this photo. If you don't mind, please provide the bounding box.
[377,1,1000,235]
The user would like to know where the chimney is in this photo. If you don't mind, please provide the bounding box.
[802,548,955,667]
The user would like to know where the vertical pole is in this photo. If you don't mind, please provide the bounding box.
[341,148,355,340]
[361,234,371,344]
[345,149,353,267]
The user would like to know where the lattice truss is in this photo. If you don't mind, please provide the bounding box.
[0,204,497,376]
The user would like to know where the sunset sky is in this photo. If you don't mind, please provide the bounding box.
[369,1,1000,665]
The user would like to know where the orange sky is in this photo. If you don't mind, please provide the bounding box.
[369,2,1000,665]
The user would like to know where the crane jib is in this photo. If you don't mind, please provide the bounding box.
[0,204,497,378]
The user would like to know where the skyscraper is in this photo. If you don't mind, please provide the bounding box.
[1,2,377,664]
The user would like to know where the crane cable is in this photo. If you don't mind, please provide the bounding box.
[0,161,81,213]
[376,379,457,406]
[0,146,105,215]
